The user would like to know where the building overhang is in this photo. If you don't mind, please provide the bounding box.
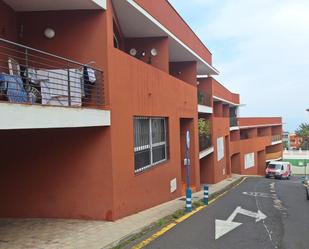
[239,123,283,129]
[271,140,283,146]
[199,146,214,159]
[112,0,218,76]
[0,103,110,130]
[213,95,242,107]
[3,0,106,11]
[266,157,282,163]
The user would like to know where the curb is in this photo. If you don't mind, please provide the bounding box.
[107,176,246,249]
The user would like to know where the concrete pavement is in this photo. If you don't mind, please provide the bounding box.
[0,174,243,249]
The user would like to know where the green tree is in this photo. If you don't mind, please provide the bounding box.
[198,118,210,136]
[283,140,289,150]
[295,123,309,150]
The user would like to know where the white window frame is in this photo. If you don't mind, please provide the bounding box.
[244,152,255,169]
[217,137,224,161]
[134,117,168,173]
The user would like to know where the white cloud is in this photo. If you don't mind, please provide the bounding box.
[171,0,309,131]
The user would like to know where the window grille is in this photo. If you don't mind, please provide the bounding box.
[134,116,168,173]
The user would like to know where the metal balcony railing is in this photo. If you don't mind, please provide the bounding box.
[199,134,212,152]
[0,38,104,108]
[230,116,238,127]
[198,90,212,107]
[272,134,282,142]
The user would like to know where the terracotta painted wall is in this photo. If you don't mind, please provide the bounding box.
[271,125,282,135]
[18,10,107,67]
[231,153,241,174]
[0,4,116,221]
[240,151,258,175]
[211,117,230,183]
[0,0,17,41]
[257,150,266,175]
[170,61,197,85]
[125,37,169,73]
[0,127,114,220]
[230,130,240,142]
[17,9,110,105]
[213,102,223,117]
[197,77,213,107]
[107,47,200,219]
[200,154,214,184]
[258,127,271,137]
[230,140,241,156]
[133,0,212,65]
[211,78,240,104]
[180,118,199,194]
[238,136,272,175]
[238,117,282,127]
[240,128,257,139]
[222,104,229,117]
[0,0,18,74]
[266,143,283,153]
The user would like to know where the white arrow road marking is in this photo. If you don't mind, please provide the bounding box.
[215,220,242,240]
[215,206,267,240]
[242,192,272,198]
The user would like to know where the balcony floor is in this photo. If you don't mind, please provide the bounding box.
[0,103,110,130]
[198,104,213,114]
[199,146,214,159]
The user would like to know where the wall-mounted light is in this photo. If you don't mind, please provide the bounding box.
[44,28,55,39]
[150,48,158,57]
[141,51,146,57]
[129,48,137,57]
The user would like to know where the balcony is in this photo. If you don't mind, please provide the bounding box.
[266,151,282,162]
[198,90,213,113]
[212,78,240,105]
[0,38,110,129]
[199,134,212,152]
[272,134,282,144]
[271,134,283,146]
[199,134,213,159]
[230,116,238,128]
[238,117,282,128]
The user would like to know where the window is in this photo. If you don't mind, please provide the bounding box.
[134,117,168,173]
[217,137,224,161]
[244,153,255,169]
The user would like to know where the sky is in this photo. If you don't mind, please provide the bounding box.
[169,0,309,132]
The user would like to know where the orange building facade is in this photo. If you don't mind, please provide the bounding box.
[0,0,282,221]
[198,78,283,184]
[289,133,303,150]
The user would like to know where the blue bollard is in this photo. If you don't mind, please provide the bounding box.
[186,188,192,212]
[204,185,209,205]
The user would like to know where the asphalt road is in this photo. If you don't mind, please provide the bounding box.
[137,176,309,249]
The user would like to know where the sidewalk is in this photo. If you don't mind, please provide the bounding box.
[0,175,243,249]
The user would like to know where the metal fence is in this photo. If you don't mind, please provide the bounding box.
[199,134,212,152]
[197,90,212,107]
[230,116,238,127]
[0,38,104,108]
[272,134,282,142]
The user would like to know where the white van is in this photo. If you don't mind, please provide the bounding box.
[265,161,292,180]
